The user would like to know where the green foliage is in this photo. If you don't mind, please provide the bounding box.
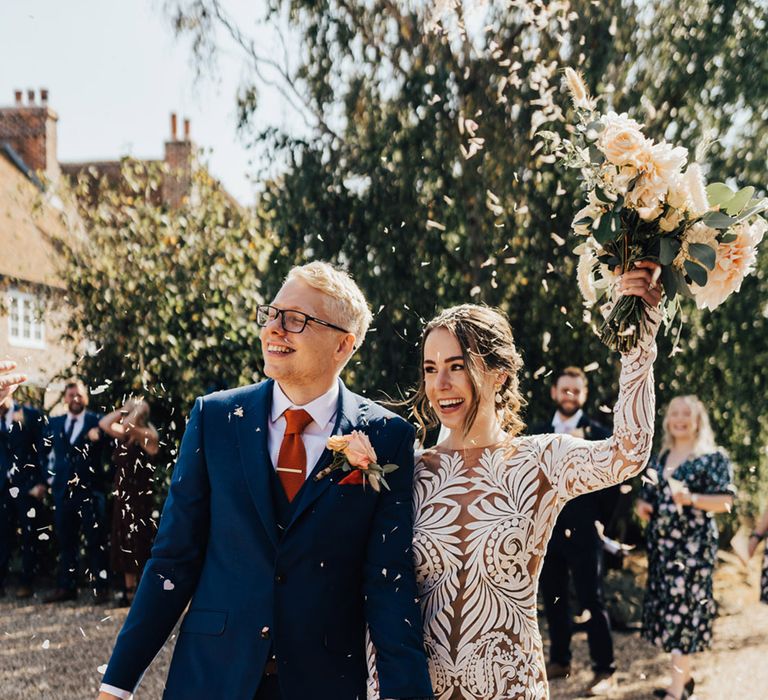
[163,0,768,521]
[58,160,269,464]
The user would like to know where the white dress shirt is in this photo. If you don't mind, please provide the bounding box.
[551,408,584,435]
[268,381,339,475]
[99,381,341,700]
[65,411,86,443]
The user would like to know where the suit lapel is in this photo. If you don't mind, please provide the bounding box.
[236,381,280,549]
[286,380,360,532]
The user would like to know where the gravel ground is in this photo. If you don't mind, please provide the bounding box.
[1,555,766,699]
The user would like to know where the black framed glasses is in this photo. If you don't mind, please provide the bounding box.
[256,304,350,335]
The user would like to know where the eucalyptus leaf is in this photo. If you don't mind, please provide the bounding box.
[684,259,708,287]
[688,243,717,270]
[706,182,735,208]
[594,213,614,244]
[702,211,737,229]
[594,187,612,204]
[573,217,592,226]
[659,237,681,265]
[588,145,605,164]
[661,265,678,301]
[725,186,755,216]
[732,199,768,225]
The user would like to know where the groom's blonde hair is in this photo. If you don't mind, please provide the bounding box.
[286,261,373,347]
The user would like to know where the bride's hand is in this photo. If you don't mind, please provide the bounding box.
[617,261,662,307]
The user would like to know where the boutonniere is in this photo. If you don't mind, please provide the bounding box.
[314,430,399,492]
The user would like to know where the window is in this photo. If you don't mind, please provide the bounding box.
[7,289,46,349]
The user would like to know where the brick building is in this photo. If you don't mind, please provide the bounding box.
[0,88,201,406]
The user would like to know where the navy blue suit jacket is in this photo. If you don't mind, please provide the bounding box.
[47,411,106,498]
[103,379,432,700]
[0,404,46,493]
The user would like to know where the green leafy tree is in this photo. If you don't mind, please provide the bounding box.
[58,160,269,468]
[166,0,767,519]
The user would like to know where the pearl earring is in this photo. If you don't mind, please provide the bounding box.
[495,387,503,404]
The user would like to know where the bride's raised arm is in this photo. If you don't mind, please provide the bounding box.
[537,297,662,501]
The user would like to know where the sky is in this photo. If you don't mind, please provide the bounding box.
[0,0,297,205]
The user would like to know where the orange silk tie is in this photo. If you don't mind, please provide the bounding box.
[276,409,314,501]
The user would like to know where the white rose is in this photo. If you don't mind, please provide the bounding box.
[598,112,651,168]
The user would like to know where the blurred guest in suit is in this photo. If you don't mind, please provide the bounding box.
[530,366,618,696]
[44,379,109,603]
[0,390,47,598]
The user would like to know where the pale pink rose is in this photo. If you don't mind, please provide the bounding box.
[342,430,378,470]
[666,173,692,212]
[326,435,353,452]
[646,142,688,183]
[692,218,767,311]
[598,112,650,168]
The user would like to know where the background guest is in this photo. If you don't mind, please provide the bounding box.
[746,504,768,604]
[44,379,110,604]
[530,366,618,696]
[637,395,735,700]
[100,398,159,605]
[0,390,47,598]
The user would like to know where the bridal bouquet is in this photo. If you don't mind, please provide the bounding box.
[543,68,768,352]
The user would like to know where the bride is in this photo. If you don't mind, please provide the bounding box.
[371,262,661,700]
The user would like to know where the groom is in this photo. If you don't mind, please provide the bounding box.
[98,262,433,700]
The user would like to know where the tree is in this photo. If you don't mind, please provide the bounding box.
[57,159,269,469]
[168,0,768,517]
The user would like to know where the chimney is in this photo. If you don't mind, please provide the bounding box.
[163,113,193,208]
[0,89,60,181]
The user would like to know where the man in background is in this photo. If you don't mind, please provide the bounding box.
[44,379,109,603]
[0,378,47,598]
[530,367,618,697]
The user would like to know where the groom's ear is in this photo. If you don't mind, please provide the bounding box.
[335,332,357,360]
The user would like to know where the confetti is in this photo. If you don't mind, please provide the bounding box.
[163,579,175,591]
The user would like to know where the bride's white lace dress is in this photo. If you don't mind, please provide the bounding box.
[369,314,659,700]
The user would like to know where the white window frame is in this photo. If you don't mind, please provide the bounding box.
[6,288,46,349]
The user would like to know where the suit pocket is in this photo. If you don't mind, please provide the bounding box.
[180,609,228,636]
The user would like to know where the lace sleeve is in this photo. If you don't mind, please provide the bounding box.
[539,304,661,502]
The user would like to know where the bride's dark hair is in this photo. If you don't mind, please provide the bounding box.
[410,304,526,445]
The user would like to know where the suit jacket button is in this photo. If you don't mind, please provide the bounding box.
[260,626,270,639]
[275,573,286,584]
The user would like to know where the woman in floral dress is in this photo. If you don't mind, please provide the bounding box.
[636,396,735,700]
[367,262,661,700]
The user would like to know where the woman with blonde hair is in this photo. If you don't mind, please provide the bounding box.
[636,395,735,700]
[370,263,661,700]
